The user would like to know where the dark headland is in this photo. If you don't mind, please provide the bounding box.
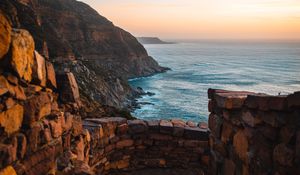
[137,37,175,44]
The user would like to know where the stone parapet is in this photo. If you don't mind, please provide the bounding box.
[83,117,210,174]
[208,88,300,175]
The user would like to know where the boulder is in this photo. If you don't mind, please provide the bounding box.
[0,104,24,135]
[32,51,46,87]
[0,11,12,59]
[10,29,35,82]
[45,61,57,89]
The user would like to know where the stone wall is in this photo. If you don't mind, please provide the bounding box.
[83,117,210,174]
[208,89,300,175]
[0,12,93,175]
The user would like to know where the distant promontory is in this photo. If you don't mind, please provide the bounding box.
[137,37,175,44]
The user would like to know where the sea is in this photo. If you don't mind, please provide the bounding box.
[129,40,300,122]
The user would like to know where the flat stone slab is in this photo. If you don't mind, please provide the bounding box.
[85,117,127,125]
[128,120,148,134]
[184,127,209,140]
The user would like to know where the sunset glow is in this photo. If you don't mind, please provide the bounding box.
[80,0,300,39]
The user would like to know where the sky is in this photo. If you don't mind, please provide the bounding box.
[80,0,300,40]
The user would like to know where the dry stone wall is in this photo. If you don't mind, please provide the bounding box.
[0,12,93,175]
[208,89,300,175]
[83,118,210,174]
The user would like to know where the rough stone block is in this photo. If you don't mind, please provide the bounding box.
[215,92,251,109]
[105,144,115,153]
[280,126,295,144]
[186,121,196,127]
[0,76,9,96]
[146,120,160,132]
[224,159,236,175]
[160,120,173,134]
[57,72,80,103]
[0,104,24,135]
[184,127,209,140]
[221,121,234,144]
[287,92,300,108]
[24,92,52,126]
[171,119,186,127]
[268,96,288,110]
[209,113,222,138]
[0,166,17,175]
[32,51,47,87]
[10,29,35,82]
[16,134,27,159]
[75,136,85,161]
[0,11,12,59]
[259,111,282,127]
[173,126,184,137]
[13,85,26,100]
[273,143,294,167]
[72,116,83,137]
[27,122,42,154]
[233,129,249,163]
[244,94,271,110]
[6,74,18,86]
[5,98,15,109]
[49,118,63,138]
[116,123,128,135]
[198,122,208,129]
[149,133,172,141]
[45,61,57,89]
[128,120,148,134]
[116,139,134,149]
[242,110,263,127]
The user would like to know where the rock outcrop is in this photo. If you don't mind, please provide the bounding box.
[0,0,168,114]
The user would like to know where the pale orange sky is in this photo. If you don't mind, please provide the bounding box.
[80,0,300,40]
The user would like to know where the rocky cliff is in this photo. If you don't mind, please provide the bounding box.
[0,0,167,115]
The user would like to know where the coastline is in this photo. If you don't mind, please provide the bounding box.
[126,68,171,113]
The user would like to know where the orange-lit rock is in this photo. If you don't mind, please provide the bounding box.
[45,61,57,89]
[10,29,35,82]
[32,51,47,87]
[0,166,17,175]
[0,76,9,96]
[233,129,249,163]
[0,104,24,135]
[0,11,11,59]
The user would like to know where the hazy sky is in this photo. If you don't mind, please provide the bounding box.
[80,0,300,40]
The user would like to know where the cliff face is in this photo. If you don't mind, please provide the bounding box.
[0,0,167,112]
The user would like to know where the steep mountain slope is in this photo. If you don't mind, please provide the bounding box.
[0,0,167,114]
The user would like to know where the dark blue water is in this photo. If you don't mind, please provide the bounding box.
[129,40,300,122]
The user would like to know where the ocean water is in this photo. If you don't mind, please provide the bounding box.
[129,40,300,122]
